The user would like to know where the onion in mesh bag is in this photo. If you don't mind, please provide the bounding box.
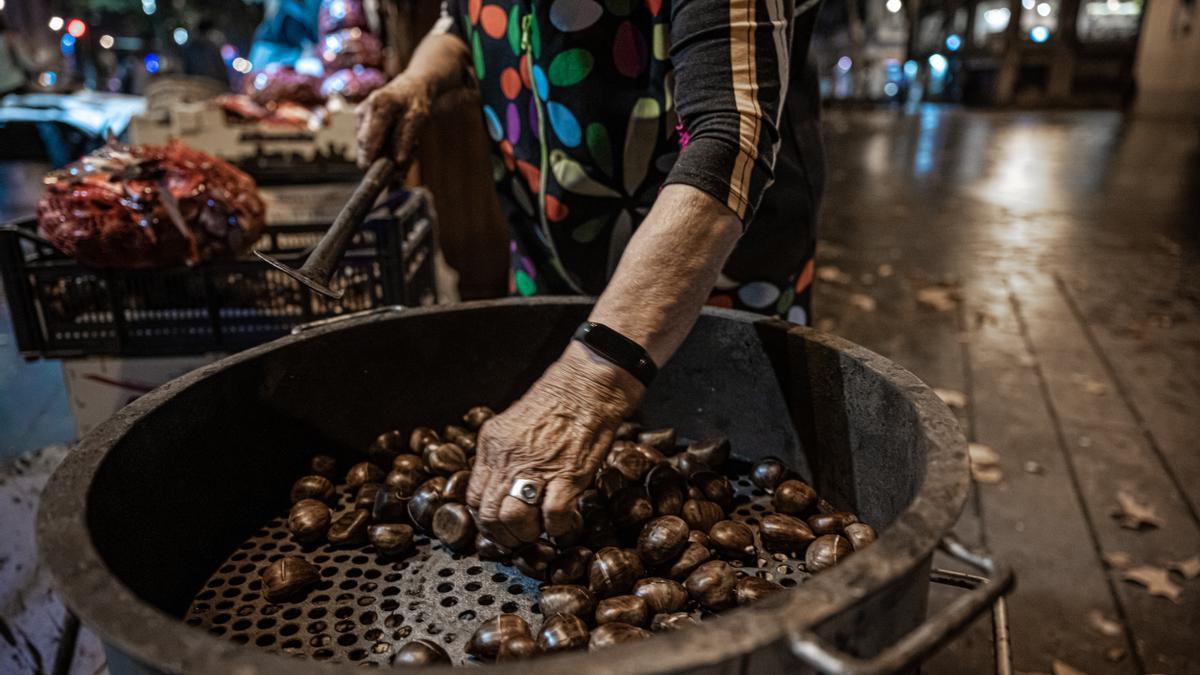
[320,28,383,71]
[319,0,370,35]
[321,66,388,102]
[244,65,324,107]
[36,140,266,268]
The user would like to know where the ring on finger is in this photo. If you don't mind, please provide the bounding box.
[508,477,545,506]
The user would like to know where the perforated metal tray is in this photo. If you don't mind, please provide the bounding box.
[184,469,814,666]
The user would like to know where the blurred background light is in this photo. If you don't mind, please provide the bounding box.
[99,35,115,49]
[984,7,1011,28]
[38,71,57,87]
[886,0,903,12]
[232,57,253,74]
[928,53,948,73]
[60,34,75,55]
[48,16,64,31]
[1030,25,1050,41]
[946,34,962,51]
[883,82,899,96]
[1036,2,1052,16]
[837,56,853,71]
[173,27,189,45]
[903,59,919,78]
[144,53,160,73]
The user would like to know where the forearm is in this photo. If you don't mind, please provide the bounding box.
[398,30,472,100]
[552,184,741,406]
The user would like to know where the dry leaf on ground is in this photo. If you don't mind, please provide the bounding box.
[1122,565,1183,603]
[1102,551,1133,570]
[877,263,894,277]
[1052,659,1087,675]
[1087,609,1122,637]
[1111,489,1164,530]
[969,442,1003,484]
[817,265,853,285]
[849,293,877,312]
[934,388,968,409]
[916,287,958,311]
[1168,555,1200,580]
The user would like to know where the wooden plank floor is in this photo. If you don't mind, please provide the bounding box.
[814,107,1200,674]
[1,108,1197,674]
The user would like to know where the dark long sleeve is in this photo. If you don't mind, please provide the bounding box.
[663,0,795,225]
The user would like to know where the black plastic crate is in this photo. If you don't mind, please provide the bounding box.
[0,188,437,359]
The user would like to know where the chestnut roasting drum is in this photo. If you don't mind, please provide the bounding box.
[37,299,1012,674]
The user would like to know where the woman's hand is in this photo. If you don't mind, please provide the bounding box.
[355,74,434,170]
[467,343,643,547]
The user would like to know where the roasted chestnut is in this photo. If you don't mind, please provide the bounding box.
[667,542,711,580]
[608,446,656,482]
[637,515,689,566]
[646,463,688,516]
[355,483,382,510]
[372,486,410,522]
[443,423,471,446]
[806,534,852,572]
[368,522,414,557]
[807,512,859,536]
[287,499,331,544]
[672,453,709,478]
[735,576,783,605]
[578,489,607,523]
[708,520,756,560]
[496,633,540,661]
[407,480,446,532]
[637,427,675,452]
[650,612,699,632]
[260,556,319,601]
[290,475,335,504]
[346,462,385,489]
[513,540,557,580]
[327,509,370,546]
[609,486,654,531]
[843,522,877,550]
[688,530,712,548]
[424,442,469,476]
[686,437,730,470]
[394,638,451,665]
[595,466,632,500]
[773,479,818,515]
[589,547,644,598]
[632,577,688,614]
[309,454,337,480]
[690,471,734,512]
[443,470,471,503]
[549,546,594,585]
[466,614,531,660]
[680,499,724,533]
[432,502,477,552]
[589,622,652,649]
[463,405,495,430]
[750,456,789,491]
[595,594,649,627]
[758,513,815,556]
[615,420,642,440]
[391,453,425,474]
[409,426,440,454]
[385,468,428,497]
[685,560,739,611]
[583,521,622,551]
[475,532,513,561]
[539,584,596,622]
[537,613,589,653]
[368,429,406,465]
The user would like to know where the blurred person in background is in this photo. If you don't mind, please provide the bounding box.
[0,13,29,94]
[181,19,231,86]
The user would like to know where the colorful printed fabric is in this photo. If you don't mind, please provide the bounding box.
[437,0,824,319]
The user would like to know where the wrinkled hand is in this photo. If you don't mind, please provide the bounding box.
[467,344,643,548]
[355,74,433,170]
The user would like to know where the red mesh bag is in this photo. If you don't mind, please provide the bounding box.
[318,0,370,35]
[320,28,383,72]
[321,66,388,102]
[244,65,324,107]
[36,140,267,269]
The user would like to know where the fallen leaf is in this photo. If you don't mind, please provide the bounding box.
[969,442,1003,484]
[934,388,968,409]
[916,287,958,311]
[1111,490,1164,530]
[817,265,853,285]
[877,263,894,277]
[849,293,877,312]
[1024,460,1046,475]
[1087,609,1122,637]
[1122,565,1182,603]
[1104,647,1126,663]
[1052,659,1087,675]
[1102,551,1133,570]
[1168,555,1200,580]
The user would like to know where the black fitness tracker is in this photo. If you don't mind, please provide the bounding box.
[572,321,658,387]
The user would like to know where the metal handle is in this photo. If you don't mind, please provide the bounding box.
[788,536,1014,675]
[291,305,406,334]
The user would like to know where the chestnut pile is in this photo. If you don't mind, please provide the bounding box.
[259,408,876,665]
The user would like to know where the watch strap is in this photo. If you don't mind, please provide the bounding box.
[572,321,657,387]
